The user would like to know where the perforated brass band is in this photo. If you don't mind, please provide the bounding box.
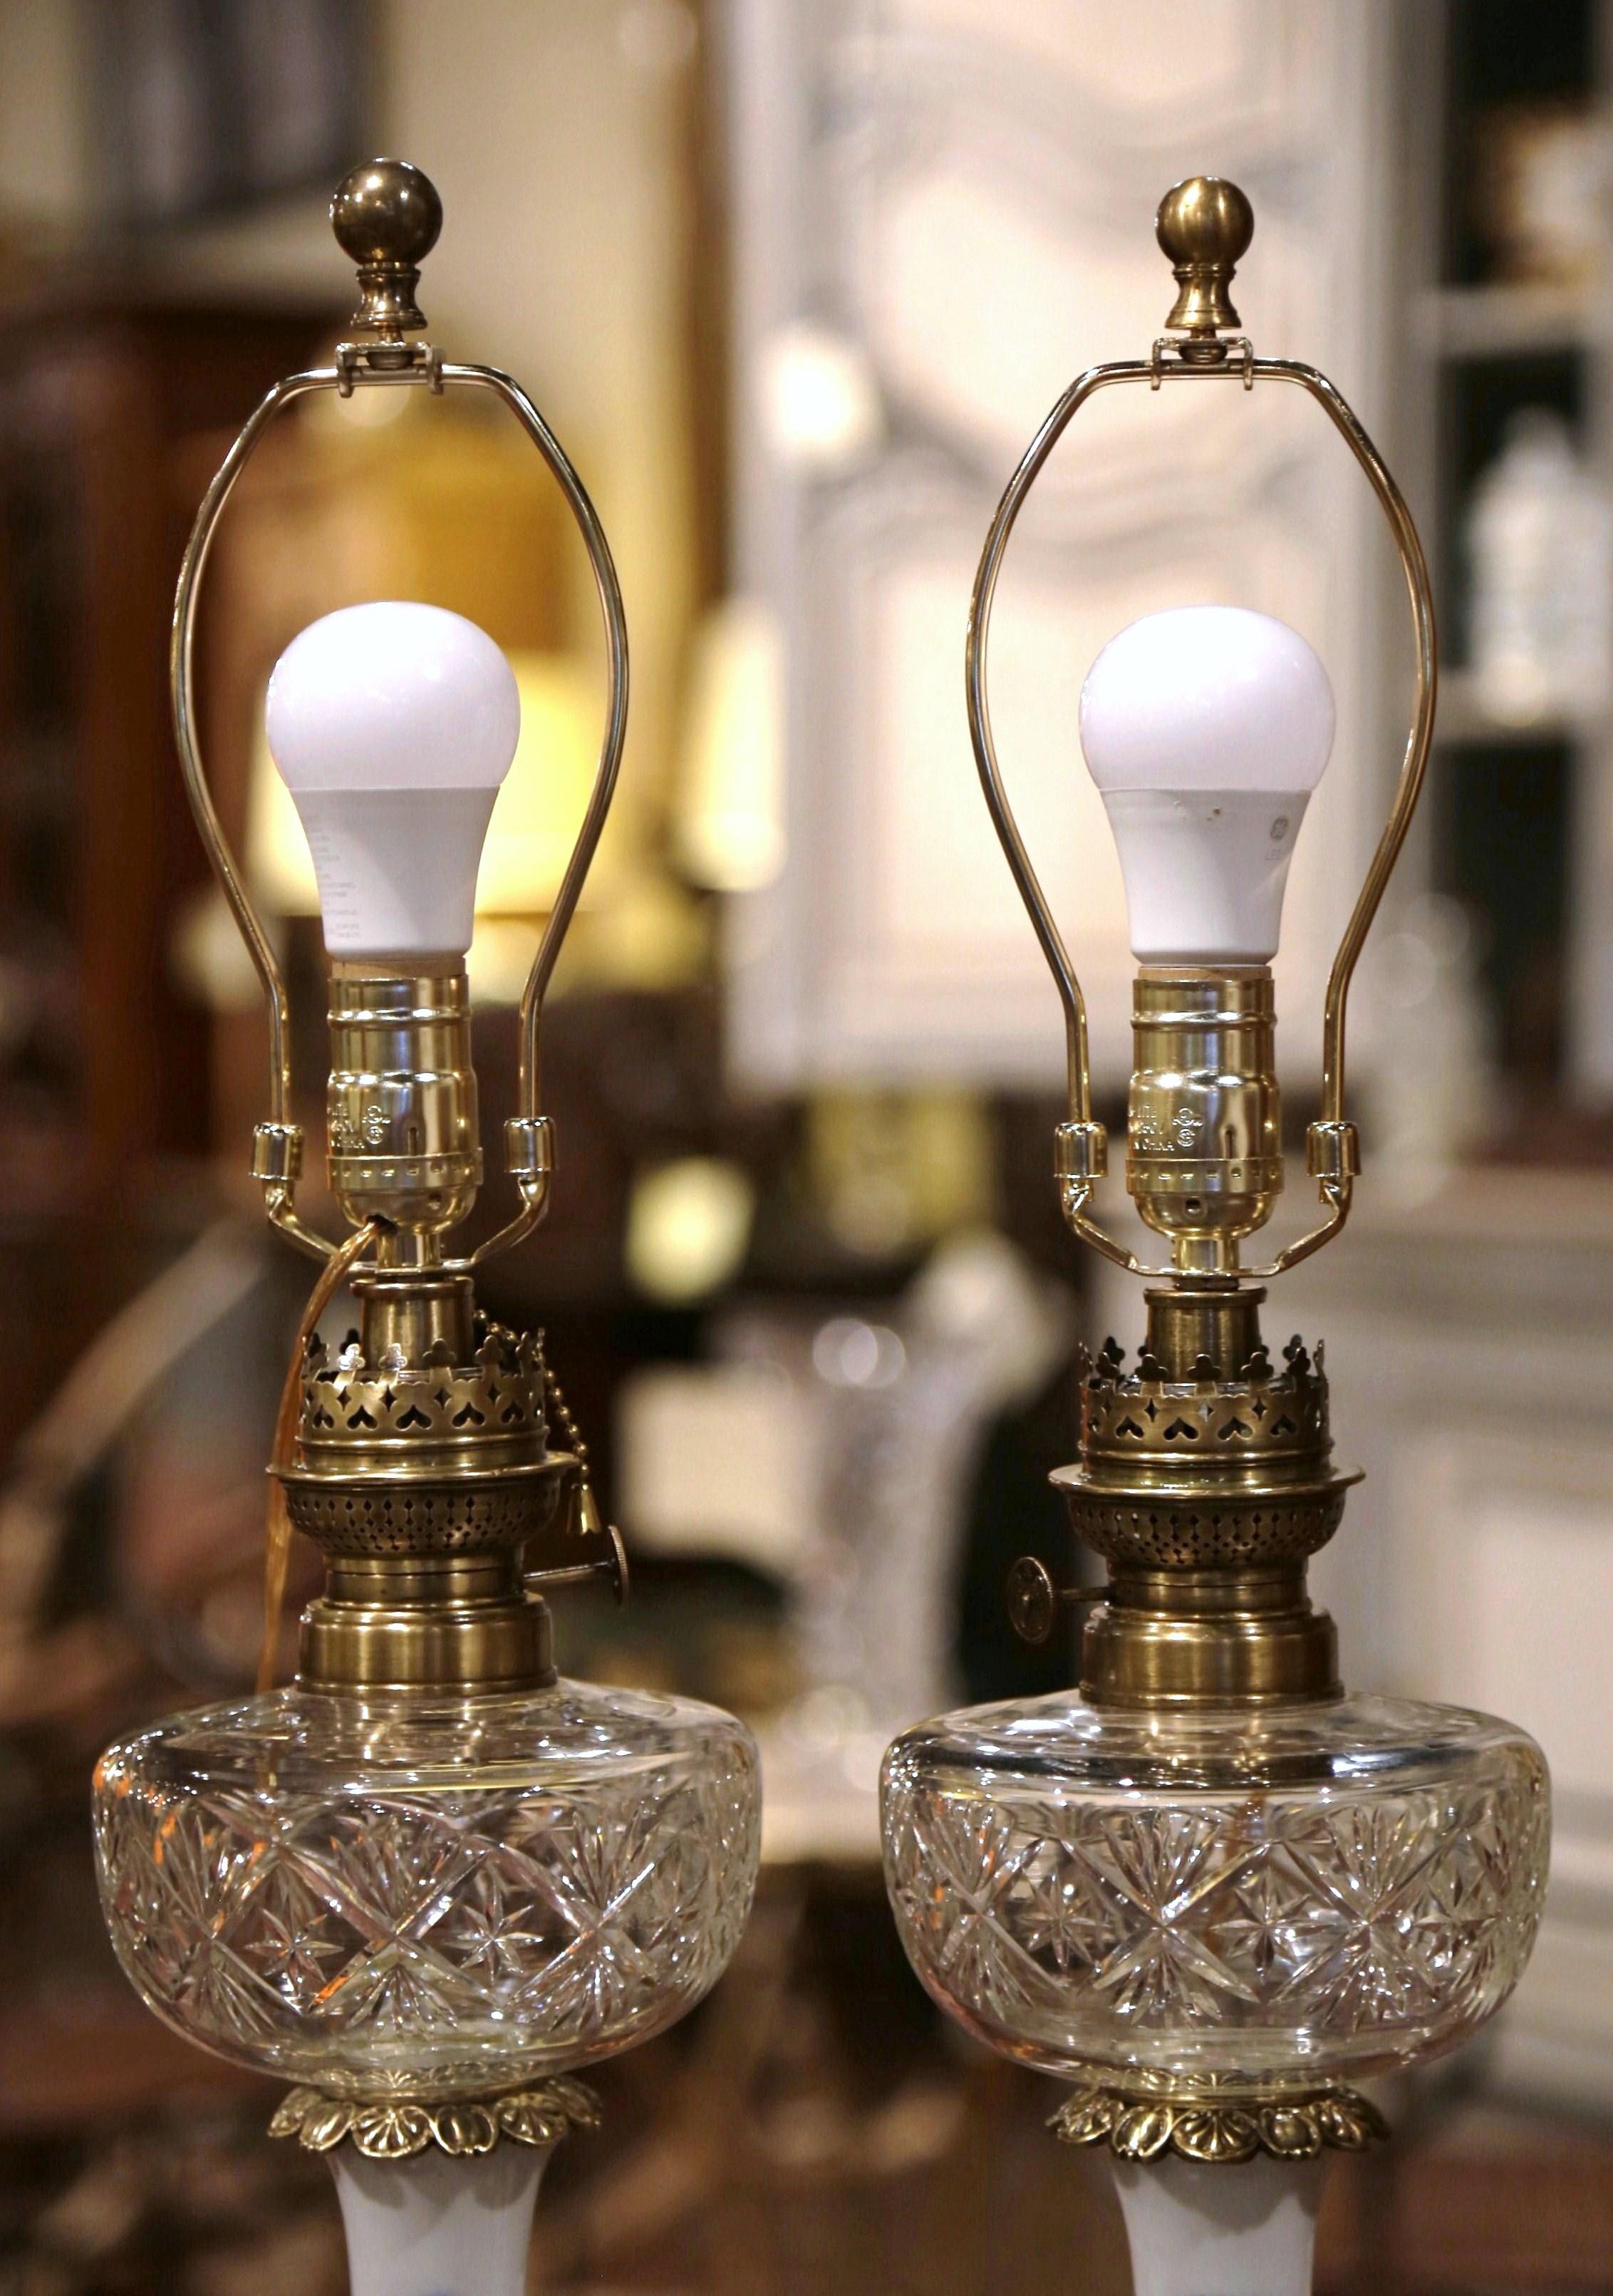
[294,1317,549,1484]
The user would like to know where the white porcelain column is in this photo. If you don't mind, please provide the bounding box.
[1114,2154,1324,2296]
[330,2142,553,2296]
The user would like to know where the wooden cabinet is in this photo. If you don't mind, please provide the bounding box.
[0,291,333,1451]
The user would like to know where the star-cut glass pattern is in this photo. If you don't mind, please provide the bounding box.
[94,1682,759,2101]
[882,1691,1547,2089]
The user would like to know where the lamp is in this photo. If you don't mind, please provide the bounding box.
[92,162,759,2296]
[880,177,1547,2296]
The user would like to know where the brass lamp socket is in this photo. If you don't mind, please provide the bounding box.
[1128,967,1282,1267]
[326,964,481,1235]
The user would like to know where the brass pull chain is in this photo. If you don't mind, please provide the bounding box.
[533,1340,628,1605]
[537,1343,598,1534]
[258,1219,384,1693]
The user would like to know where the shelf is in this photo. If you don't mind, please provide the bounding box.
[1413,280,1605,358]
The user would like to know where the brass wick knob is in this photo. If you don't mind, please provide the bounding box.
[331,157,443,339]
[1156,175,1253,355]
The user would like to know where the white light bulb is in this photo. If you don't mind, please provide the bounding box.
[1079,606,1335,964]
[266,601,521,960]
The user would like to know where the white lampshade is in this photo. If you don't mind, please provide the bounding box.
[1079,606,1335,963]
[265,601,521,959]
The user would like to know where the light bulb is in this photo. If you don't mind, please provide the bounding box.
[266,601,521,959]
[1079,606,1335,963]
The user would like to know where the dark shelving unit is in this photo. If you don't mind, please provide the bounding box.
[1413,0,1612,1116]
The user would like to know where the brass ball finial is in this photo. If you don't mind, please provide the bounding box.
[1156,176,1253,346]
[331,158,442,338]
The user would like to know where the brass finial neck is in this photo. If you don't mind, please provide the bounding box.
[1156,175,1253,350]
[331,157,443,338]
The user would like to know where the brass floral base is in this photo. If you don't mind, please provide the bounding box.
[269,2075,601,2160]
[1051,2079,1389,2165]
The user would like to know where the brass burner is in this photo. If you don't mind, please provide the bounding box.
[276,1287,618,1690]
[1029,1284,1358,1707]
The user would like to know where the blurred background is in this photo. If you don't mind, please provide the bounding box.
[0,1,1609,2292]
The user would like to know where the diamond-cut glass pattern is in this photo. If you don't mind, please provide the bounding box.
[882,1692,1547,2090]
[94,1682,759,2101]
